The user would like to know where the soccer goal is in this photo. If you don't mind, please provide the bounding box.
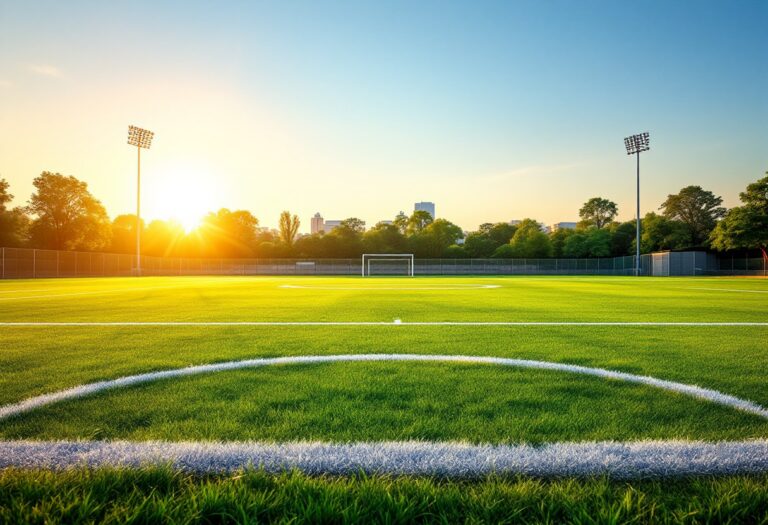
[361,254,415,277]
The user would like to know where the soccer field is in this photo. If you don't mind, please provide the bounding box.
[1,275,767,521]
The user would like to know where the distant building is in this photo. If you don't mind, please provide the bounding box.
[509,220,522,226]
[378,220,393,226]
[551,222,577,232]
[310,213,325,234]
[414,201,435,218]
[324,220,343,232]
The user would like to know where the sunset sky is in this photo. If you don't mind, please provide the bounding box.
[1,0,766,232]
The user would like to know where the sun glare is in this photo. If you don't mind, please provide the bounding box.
[145,164,217,233]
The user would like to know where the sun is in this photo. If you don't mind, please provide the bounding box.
[145,163,218,233]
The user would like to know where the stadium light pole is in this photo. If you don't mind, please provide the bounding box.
[127,125,154,276]
[624,132,650,277]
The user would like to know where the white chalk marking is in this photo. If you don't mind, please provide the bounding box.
[690,287,768,294]
[1,440,766,477]
[1,354,766,421]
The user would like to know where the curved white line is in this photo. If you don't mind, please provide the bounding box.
[1,440,766,477]
[1,354,766,421]
[279,284,501,290]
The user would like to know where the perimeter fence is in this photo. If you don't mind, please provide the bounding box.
[0,247,765,279]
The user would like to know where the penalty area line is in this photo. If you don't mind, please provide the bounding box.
[1,440,767,478]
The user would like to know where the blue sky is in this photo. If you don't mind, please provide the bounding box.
[1,0,766,231]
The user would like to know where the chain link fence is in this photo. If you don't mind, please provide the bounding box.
[0,247,765,279]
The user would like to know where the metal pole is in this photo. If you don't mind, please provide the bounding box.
[136,145,141,276]
[1,247,4,279]
[33,249,36,278]
[636,151,641,277]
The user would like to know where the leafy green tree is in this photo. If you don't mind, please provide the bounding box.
[583,227,612,257]
[563,232,588,257]
[639,212,691,253]
[0,178,29,247]
[363,222,407,253]
[278,211,300,246]
[710,174,768,257]
[415,219,463,257]
[406,210,433,235]
[660,186,725,246]
[393,211,409,235]
[608,221,636,256]
[26,172,111,250]
[339,217,366,233]
[507,219,552,258]
[549,228,575,257]
[579,197,618,229]
[491,244,515,258]
[463,232,498,257]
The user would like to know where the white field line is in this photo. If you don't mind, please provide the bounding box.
[0,321,767,326]
[280,284,501,290]
[1,439,766,477]
[1,354,766,421]
[689,287,768,294]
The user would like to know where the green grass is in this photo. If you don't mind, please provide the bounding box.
[0,276,766,442]
[1,276,767,521]
[1,468,766,524]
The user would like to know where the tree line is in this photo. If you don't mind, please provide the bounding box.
[0,171,766,259]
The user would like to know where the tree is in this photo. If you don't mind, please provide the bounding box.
[109,214,144,254]
[199,209,259,257]
[710,173,768,257]
[278,211,300,246]
[660,185,725,246]
[639,212,691,253]
[608,220,636,256]
[393,211,409,235]
[442,244,469,258]
[507,219,552,258]
[463,232,498,257]
[406,210,433,235]
[339,217,366,233]
[416,219,463,257]
[579,197,618,229]
[363,222,407,253]
[549,228,575,258]
[0,178,29,247]
[26,172,111,250]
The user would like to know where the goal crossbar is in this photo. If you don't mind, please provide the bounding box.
[361,254,414,277]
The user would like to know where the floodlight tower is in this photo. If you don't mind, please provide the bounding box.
[127,125,154,276]
[624,132,650,277]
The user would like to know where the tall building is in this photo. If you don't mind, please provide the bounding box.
[310,213,324,234]
[551,222,577,232]
[414,201,435,218]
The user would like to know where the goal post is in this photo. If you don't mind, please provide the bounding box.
[361,254,415,277]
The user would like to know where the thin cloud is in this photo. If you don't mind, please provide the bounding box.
[482,163,582,182]
[27,64,62,77]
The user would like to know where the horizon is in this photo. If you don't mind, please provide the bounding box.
[1,1,766,233]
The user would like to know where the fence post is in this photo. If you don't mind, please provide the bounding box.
[1,247,4,279]
[33,249,36,278]
[56,251,60,278]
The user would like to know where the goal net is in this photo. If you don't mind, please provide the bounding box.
[361,254,415,277]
